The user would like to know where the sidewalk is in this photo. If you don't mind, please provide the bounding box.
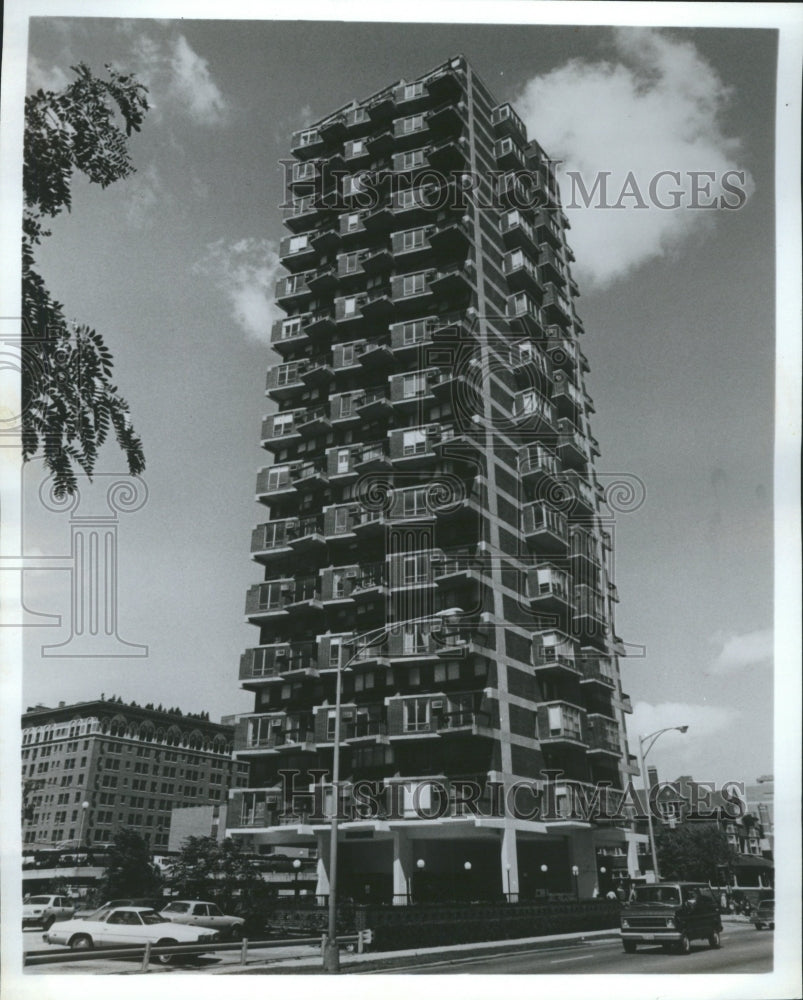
[213,926,622,975]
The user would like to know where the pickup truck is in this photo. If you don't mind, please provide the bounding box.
[620,882,722,954]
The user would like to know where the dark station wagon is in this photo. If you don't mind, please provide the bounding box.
[620,882,723,954]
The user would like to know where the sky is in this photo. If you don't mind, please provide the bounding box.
[3,12,793,792]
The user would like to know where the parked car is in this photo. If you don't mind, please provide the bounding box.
[74,897,166,918]
[160,900,246,940]
[752,899,774,930]
[43,906,219,964]
[22,894,75,929]
[620,882,723,954]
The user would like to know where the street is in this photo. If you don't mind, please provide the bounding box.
[365,923,771,975]
[23,921,771,975]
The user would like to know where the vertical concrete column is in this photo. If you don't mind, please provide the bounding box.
[392,830,413,904]
[500,826,519,902]
[315,829,331,899]
[570,829,599,898]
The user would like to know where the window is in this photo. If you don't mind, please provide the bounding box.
[280,318,302,340]
[326,710,338,741]
[343,295,359,316]
[401,319,429,345]
[402,488,428,516]
[334,506,352,533]
[402,429,427,456]
[401,227,425,250]
[402,625,428,654]
[402,373,427,398]
[345,213,361,232]
[403,554,428,585]
[273,413,295,436]
[403,82,424,100]
[276,364,298,387]
[403,698,430,732]
[288,235,309,253]
[329,637,345,667]
[298,129,319,147]
[336,448,351,473]
[340,344,355,366]
[401,114,424,134]
[401,149,425,170]
[267,466,289,490]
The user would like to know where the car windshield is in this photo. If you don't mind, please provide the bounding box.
[632,886,681,905]
[163,902,190,913]
[140,911,168,925]
[26,896,52,905]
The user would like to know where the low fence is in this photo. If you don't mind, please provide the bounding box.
[352,899,621,951]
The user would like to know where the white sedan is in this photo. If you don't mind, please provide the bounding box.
[160,900,246,940]
[43,906,219,964]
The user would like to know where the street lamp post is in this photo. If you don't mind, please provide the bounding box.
[322,608,463,972]
[571,864,579,900]
[505,863,511,903]
[540,863,548,899]
[637,725,689,882]
[77,801,89,848]
[464,861,472,902]
[293,858,301,899]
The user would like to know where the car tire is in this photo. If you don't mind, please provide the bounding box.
[622,941,637,953]
[676,934,691,955]
[708,931,721,949]
[69,934,93,951]
[42,916,55,931]
[755,922,764,930]
[155,938,178,965]
[230,926,244,942]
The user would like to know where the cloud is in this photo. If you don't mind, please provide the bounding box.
[27,55,70,93]
[709,627,773,675]
[168,35,228,124]
[121,27,228,126]
[124,162,167,228]
[515,28,754,288]
[193,238,281,343]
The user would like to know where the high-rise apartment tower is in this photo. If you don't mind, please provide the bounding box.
[229,55,644,901]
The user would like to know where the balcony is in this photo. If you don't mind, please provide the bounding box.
[296,404,331,437]
[244,581,293,623]
[491,103,526,141]
[291,127,324,159]
[270,317,309,356]
[310,224,341,254]
[436,709,493,735]
[284,574,324,614]
[255,465,296,502]
[343,137,371,168]
[329,391,363,428]
[251,519,295,561]
[353,441,391,472]
[290,460,329,490]
[620,693,633,714]
[388,424,442,465]
[569,526,600,574]
[338,211,369,244]
[283,196,323,233]
[367,89,395,123]
[365,128,395,158]
[536,701,587,748]
[519,442,559,486]
[432,550,484,585]
[500,210,538,253]
[351,506,388,537]
[275,272,313,310]
[512,390,556,431]
[360,287,394,322]
[240,642,318,684]
[535,215,563,250]
[261,411,302,449]
[572,584,607,643]
[354,387,393,421]
[522,501,569,555]
[355,338,395,370]
[344,106,371,134]
[533,631,581,680]
[427,136,468,172]
[391,225,435,268]
[391,271,436,315]
[287,514,326,553]
[542,284,573,327]
[288,159,321,192]
[306,263,338,297]
[393,114,429,150]
[299,355,334,388]
[343,717,388,742]
[552,372,581,417]
[507,291,544,338]
[335,294,367,332]
[389,317,437,361]
[504,250,542,297]
[539,246,566,286]
[528,564,573,621]
[279,232,317,271]
[586,716,621,757]
[389,370,437,413]
[425,100,465,138]
[556,418,587,469]
[324,504,360,543]
[429,263,474,301]
[579,653,615,690]
[265,362,305,401]
[350,561,388,602]
[494,136,526,171]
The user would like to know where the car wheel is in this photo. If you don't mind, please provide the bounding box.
[676,934,691,955]
[155,938,178,965]
[708,931,721,949]
[622,941,637,953]
[69,934,93,951]
[42,916,55,931]
[230,926,244,942]
[755,922,764,930]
